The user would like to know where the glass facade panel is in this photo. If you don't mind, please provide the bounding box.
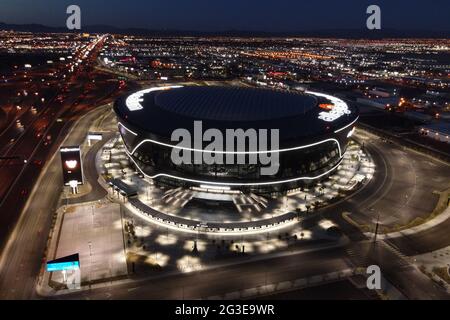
[122,131,346,194]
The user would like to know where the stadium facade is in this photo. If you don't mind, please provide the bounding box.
[114,85,358,194]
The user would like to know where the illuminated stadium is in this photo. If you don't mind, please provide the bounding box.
[113,85,359,195]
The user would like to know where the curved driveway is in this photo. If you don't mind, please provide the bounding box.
[314,129,450,254]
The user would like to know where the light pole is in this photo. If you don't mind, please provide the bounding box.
[264,270,268,288]
[64,188,68,212]
[88,241,92,284]
[373,212,380,243]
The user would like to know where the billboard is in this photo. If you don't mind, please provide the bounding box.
[46,253,80,272]
[60,146,84,185]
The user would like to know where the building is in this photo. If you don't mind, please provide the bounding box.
[419,123,450,144]
[114,85,358,194]
[356,96,400,110]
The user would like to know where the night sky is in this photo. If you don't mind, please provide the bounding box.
[0,0,449,32]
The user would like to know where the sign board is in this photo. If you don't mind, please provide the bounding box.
[60,146,84,185]
[87,132,103,141]
[46,253,80,272]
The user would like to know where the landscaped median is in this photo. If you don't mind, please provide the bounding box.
[433,266,450,286]
[342,186,450,238]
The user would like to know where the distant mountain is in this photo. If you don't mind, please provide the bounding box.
[0,22,449,38]
[0,22,68,33]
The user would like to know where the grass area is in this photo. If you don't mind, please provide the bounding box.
[433,266,450,285]
[341,212,372,233]
[387,187,450,233]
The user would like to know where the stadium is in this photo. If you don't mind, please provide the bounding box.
[113,85,359,195]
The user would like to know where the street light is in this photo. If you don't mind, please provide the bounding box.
[369,208,380,242]
[88,241,93,284]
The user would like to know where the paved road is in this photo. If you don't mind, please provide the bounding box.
[342,131,449,228]
[347,241,449,300]
[0,105,112,299]
[386,217,450,256]
[54,240,450,300]
[309,130,450,254]
[59,247,351,300]
[67,131,114,204]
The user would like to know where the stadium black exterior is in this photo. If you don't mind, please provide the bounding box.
[114,85,358,195]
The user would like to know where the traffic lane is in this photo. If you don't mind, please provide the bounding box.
[343,133,449,227]
[59,247,350,300]
[0,117,71,249]
[0,40,102,154]
[259,279,377,300]
[0,94,72,201]
[67,131,114,204]
[0,73,116,201]
[0,81,119,203]
[304,132,446,242]
[349,241,449,300]
[0,75,59,116]
[0,161,62,299]
[386,215,450,255]
[0,80,79,156]
[368,142,450,225]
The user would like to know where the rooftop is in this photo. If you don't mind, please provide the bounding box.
[153,86,317,122]
[114,85,358,145]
